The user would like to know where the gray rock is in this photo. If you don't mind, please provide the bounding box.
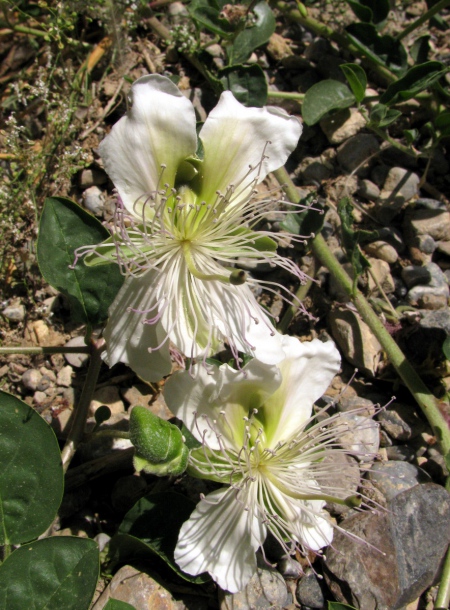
[385,445,415,462]
[367,461,430,501]
[367,258,395,295]
[329,308,383,376]
[377,227,405,252]
[377,402,426,441]
[419,309,450,335]
[413,234,437,254]
[320,108,366,145]
[402,264,435,288]
[335,413,380,462]
[92,564,186,610]
[337,134,380,175]
[357,178,380,201]
[220,561,288,609]
[2,302,25,321]
[323,453,361,516]
[33,391,47,405]
[404,207,450,242]
[377,167,420,219]
[324,484,450,610]
[406,263,449,307]
[337,395,376,417]
[437,240,450,256]
[415,197,447,211]
[299,157,333,185]
[64,336,90,368]
[82,186,105,216]
[296,570,325,608]
[277,555,302,579]
[22,368,42,392]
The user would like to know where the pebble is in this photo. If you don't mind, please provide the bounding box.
[82,186,105,216]
[367,258,395,295]
[50,408,72,439]
[367,461,430,500]
[336,134,380,175]
[56,365,73,387]
[357,178,380,201]
[377,167,420,219]
[21,368,42,392]
[404,207,450,242]
[377,402,426,441]
[79,167,107,188]
[415,197,447,211]
[298,156,333,185]
[33,391,47,405]
[296,570,325,608]
[329,308,383,376]
[2,302,25,321]
[92,564,186,610]
[220,562,288,610]
[385,445,415,462]
[364,240,398,264]
[377,226,405,252]
[337,395,376,417]
[324,484,450,609]
[335,413,380,462]
[404,263,449,307]
[320,107,366,145]
[64,336,90,368]
[419,309,450,335]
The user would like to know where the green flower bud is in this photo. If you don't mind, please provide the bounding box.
[129,406,189,476]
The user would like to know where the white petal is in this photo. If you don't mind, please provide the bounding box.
[164,358,281,449]
[198,91,302,205]
[262,337,341,447]
[292,500,334,551]
[103,271,172,382]
[175,487,266,593]
[160,259,285,365]
[99,75,197,216]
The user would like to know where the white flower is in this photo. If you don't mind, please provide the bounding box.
[82,75,304,382]
[164,336,373,593]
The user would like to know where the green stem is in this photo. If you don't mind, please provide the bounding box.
[91,429,131,440]
[273,1,397,85]
[0,22,48,37]
[0,346,90,355]
[435,545,450,609]
[397,0,450,41]
[60,339,105,472]
[268,91,305,101]
[273,166,450,457]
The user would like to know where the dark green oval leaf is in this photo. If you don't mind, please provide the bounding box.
[302,79,355,126]
[219,64,267,106]
[0,390,63,545]
[113,491,209,583]
[340,63,367,103]
[0,537,99,610]
[188,0,236,38]
[37,196,124,327]
[379,61,448,105]
[104,600,136,610]
[410,34,430,65]
[228,2,276,65]
[346,0,389,23]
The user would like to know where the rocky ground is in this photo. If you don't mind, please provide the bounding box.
[1,1,450,609]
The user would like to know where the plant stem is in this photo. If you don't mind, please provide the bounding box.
[273,1,397,85]
[60,338,105,472]
[0,22,48,37]
[273,166,450,457]
[278,258,316,333]
[435,546,450,609]
[396,0,450,41]
[0,346,90,355]
[268,91,305,101]
[91,429,131,440]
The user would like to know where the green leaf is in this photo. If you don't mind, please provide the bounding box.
[280,192,325,237]
[338,197,377,292]
[380,61,447,105]
[410,35,430,65]
[37,197,124,327]
[111,491,209,584]
[403,128,419,145]
[227,2,275,65]
[0,390,63,545]
[369,103,402,128]
[443,336,450,360]
[302,79,355,126]
[219,64,267,106]
[346,0,389,24]
[104,600,136,610]
[328,602,358,610]
[188,0,236,38]
[435,111,450,139]
[0,537,99,610]
[340,63,367,103]
[346,23,408,73]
